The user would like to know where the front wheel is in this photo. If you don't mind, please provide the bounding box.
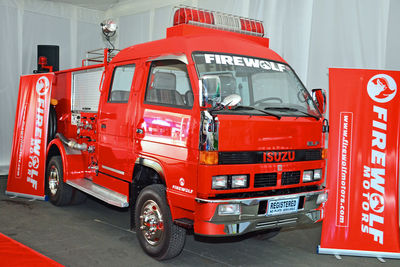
[135,184,186,260]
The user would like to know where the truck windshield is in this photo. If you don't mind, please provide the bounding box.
[193,52,320,118]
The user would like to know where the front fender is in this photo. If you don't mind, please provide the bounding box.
[47,138,85,182]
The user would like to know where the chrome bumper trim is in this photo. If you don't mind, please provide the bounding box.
[101,165,125,175]
[195,189,325,204]
[195,189,326,236]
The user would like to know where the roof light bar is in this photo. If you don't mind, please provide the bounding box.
[173,6,264,37]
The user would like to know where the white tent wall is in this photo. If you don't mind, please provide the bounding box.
[1,0,399,174]
[0,2,19,174]
[307,0,391,90]
[110,0,399,88]
[0,0,104,174]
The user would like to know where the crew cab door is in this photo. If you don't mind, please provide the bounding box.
[97,63,137,180]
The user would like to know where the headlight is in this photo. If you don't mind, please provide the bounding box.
[212,175,228,189]
[314,169,322,180]
[231,175,248,188]
[218,204,241,215]
[303,170,313,182]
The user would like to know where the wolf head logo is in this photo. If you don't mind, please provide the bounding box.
[36,76,50,96]
[370,193,384,213]
[371,77,395,99]
[367,74,397,103]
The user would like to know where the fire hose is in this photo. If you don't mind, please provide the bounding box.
[56,133,87,151]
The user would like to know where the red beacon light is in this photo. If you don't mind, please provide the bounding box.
[173,6,264,37]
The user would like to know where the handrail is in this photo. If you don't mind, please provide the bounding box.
[82,48,120,66]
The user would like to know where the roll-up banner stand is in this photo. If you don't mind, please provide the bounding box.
[318,68,400,259]
[6,74,54,199]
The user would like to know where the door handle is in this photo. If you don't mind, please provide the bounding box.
[101,124,106,129]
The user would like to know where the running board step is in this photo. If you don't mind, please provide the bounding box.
[66,179,129,208]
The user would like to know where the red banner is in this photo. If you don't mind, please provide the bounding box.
[6,74,54,199]
[319,68,400,259]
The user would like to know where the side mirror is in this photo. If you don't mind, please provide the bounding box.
[199,75,221,108]
[312,88,327,115]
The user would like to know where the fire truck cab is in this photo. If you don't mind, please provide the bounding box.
[42,7,328,260]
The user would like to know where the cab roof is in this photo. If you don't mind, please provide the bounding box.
[112,24,285,64]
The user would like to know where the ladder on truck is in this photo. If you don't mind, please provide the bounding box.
[82,48,120,66]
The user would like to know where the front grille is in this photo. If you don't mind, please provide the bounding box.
[218,149,322,165]
[219,152,255,164]
[305,150,322,161]
[281,171,301,185]
[254,173,277,188]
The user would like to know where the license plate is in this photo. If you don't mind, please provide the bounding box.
[267,197,299,216]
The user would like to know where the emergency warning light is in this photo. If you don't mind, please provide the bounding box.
[173,6,264,37]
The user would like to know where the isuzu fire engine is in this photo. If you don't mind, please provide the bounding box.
[11,7,329,260]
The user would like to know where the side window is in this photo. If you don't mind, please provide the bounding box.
[145,60,193,108]
[108,64,136,103]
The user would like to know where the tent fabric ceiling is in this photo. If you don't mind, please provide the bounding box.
[49,0,121,11]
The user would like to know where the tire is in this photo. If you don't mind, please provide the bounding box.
[254,228,281,240]
[46,156,73,206]
[135,184,186,260]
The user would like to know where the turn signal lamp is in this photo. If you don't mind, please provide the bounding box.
[322,148,328,159]
[173,6,264,37]
[200,151,218,165]
[50,99,58,106]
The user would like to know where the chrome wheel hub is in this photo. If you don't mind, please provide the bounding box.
[139,200,164,246]
[48,166,60,196]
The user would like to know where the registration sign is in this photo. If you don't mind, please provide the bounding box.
[267,197,299,216]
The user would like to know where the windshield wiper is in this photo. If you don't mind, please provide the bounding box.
[263,107,320,120]
[233,105,281,119]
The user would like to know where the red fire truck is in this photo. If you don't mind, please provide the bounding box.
[9,7,328,260]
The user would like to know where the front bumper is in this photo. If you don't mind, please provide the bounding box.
[194,189,326,236]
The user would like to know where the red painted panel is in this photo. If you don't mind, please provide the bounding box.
[7,74,54,198]
[320,68,400,255]
[218,115,323,151]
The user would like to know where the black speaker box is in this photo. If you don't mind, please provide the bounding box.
[37,45,59,72]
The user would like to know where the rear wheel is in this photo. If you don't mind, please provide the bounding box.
[46,156,73,206]
[135,184,186,260]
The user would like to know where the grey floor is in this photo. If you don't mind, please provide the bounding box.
[0,176,398,266]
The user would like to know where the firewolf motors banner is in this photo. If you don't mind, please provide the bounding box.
[6,74,54,199]
[318,68,400,259]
